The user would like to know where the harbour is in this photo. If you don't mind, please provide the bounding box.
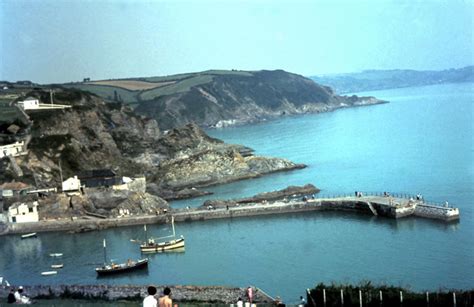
[0,83,472,303]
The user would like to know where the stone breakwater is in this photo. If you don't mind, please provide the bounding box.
[0,284,275,304]
[0,195,459,236]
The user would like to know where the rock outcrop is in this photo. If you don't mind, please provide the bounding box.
[0,88,306,201]
[201,184,320,209]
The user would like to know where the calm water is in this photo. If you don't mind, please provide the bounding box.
[0,83,472,303]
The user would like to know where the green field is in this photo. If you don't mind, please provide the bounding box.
[62,70,254,105]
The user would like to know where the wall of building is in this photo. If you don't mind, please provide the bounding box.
[8,202,39,223]
[0,141,26,158]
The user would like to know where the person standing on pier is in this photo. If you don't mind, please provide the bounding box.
[247,286,253,304]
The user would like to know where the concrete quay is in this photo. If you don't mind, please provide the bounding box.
[0,194,460,235]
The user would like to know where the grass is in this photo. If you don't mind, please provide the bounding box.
[138,74,214,100]
[62,70,254,105]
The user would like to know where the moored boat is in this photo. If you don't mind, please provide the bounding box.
[49,253,63,257]
[41,271,57,276]
[138,216,186,253]
[95,258,149,276]
[140,236,185,253]
[21,232,37,239]
[96,238,148,276]
[51,264,64,269]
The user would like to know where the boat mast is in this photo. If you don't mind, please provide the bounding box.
[103,239,107,265]
[172,216,176,237]
[144,224,147,243]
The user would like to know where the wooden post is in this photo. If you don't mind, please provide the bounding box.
[340,289,344,306]
[379,290,383,304]
[426,292,429,306]
[453,292,456,307]
[323,289,326,307]
[400,291,403,304]
[359,290,362,307]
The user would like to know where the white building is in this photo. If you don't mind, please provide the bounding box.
[17,98,40,110]
[8,201,39,223]
[62,176,81,192]
[0,141,27,158]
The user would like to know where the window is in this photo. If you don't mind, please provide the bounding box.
[29,207,33,213]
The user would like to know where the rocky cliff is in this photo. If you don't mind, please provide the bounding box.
[0,88,305,200]
[63,69,386,130]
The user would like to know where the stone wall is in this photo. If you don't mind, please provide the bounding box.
[414,204,460,221]
[0,284,275,304]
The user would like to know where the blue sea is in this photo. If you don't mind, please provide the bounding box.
[0,83,472,304]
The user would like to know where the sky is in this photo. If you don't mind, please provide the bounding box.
[1,0,473,84]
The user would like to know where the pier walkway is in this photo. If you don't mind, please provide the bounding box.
[1,193,460,235]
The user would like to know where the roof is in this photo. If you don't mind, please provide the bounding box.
[9,201,38,209]
[77,169,116,179]
[0,182,31,190]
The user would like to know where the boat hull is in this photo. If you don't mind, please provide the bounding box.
[21,233,37,239]
[96,258,148,276]
[140,237,185,253]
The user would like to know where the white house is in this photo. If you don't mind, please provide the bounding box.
[8,201,39,223]
[0,141,27,158]
[62,176,81,192]
[17,98,40,110]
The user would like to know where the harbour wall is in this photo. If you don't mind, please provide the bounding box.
[0,197,459,236]
[0,284,274,304]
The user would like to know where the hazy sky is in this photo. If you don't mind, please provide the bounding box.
[1,0,473,83]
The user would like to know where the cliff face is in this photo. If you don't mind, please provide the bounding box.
[0,88,305,200]
[63,69,386,130]
[135,70,384,129]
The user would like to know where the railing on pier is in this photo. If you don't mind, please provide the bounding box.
[286,191,457,208]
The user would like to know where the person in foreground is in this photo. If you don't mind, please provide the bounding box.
[159,287,173,307]
[14,286,31,304]
[143,286,158,307]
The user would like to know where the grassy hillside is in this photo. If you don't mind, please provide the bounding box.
[62,70,253,104]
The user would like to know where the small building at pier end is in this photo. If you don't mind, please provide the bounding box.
[8,201,39,223]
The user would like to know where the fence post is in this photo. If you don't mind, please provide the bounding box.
[453,292,456,307]
[323,289,326,307]
[359,290,362,307]
[426,292,429,306]
[307,289,316,307]
[340,289,344,306]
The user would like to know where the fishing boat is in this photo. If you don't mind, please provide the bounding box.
[139,216,185,253]
[49,253,63,257]
[21,232,37,239]
[96,239,148,276]
[41,271,57,276]
[51,264,64,269]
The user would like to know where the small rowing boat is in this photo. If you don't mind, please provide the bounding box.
[41,271,57,276]
[51,264,63,269]
[21,232,37,239]
[49,253,63,257]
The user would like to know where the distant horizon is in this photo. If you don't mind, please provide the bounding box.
[2,64,473,84]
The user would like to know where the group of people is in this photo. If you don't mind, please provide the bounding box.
[7,286,31,304]
[143,286,174,307]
